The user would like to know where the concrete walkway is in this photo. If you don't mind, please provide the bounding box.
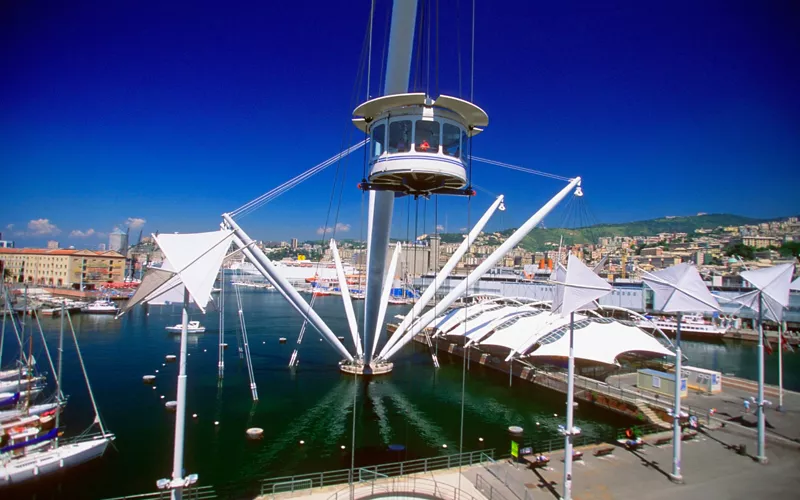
[463,426,800,500]
[260,424,799,500]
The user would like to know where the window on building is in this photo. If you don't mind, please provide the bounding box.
[371,124,386,157]
[388,120,412,153]
[414,120,440,153]
[442,123,461,158]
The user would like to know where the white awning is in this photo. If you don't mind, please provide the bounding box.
[155,229,233,313]
[478,310,577,357]
[441,305,523,340]
[527,319,673,365]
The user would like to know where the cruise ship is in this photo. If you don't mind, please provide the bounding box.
[229,259,358,283]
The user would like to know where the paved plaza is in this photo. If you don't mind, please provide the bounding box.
[464,425,800,500]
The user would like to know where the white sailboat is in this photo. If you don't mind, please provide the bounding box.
[0,306,114,487]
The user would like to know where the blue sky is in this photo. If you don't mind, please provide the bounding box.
[1,0,798,248]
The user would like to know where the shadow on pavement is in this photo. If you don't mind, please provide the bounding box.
[530,467,560,500]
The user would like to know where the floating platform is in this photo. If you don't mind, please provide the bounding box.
[339,360,394,376]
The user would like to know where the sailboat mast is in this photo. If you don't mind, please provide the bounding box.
[55,302,65,448]
[25,287,34,411]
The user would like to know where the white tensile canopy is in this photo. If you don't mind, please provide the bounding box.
[791,277,800,292]
[552,255,612,316]
[527,318,673,365]
[433,302,508,335]
[642,263,720,313]
[119,229,234,316]
[732,264,794,322]
[479,310,574,358]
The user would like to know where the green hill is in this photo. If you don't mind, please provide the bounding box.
[439,213,767,251]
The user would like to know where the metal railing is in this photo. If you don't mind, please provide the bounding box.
[475,474,511,500]
[259,449,495,497]
[327,476,481,500]
[101,486,216,500]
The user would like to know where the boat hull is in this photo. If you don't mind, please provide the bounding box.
[0,436,112,487]
[165,327,206,334]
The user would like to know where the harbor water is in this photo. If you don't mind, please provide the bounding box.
[4,289,799,499]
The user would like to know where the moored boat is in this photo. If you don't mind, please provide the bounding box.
[165,320,206,334]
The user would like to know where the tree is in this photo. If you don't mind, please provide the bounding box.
[724,242,755,260]
[778,241,800,258]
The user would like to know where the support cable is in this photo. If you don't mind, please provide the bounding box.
[469,156,573,182]
[231,141,367,219]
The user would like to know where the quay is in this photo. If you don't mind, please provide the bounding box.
[413,334,800,443]
[245,423,800,500]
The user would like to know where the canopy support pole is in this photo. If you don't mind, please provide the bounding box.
[218,268,225,379]
[757,291,767,464]
[563,312,575,500]
[170,288,191,500]
[670,312,683,483]
[778,321,784,412]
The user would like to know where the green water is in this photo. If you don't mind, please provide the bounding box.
[4,289,797,499]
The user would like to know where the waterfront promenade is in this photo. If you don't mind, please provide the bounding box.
[262,424,800,500]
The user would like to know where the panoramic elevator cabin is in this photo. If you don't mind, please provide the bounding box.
[353,92,489,196]
[346,92,488,376]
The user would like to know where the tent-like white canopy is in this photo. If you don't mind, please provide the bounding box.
[527,318,673,365]
[734,263,794,322]
[478,309,577,356]
[437,305,523,338]
[433,302,504,335]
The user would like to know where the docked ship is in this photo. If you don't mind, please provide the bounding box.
[637,313,729,340]
[230,259,358,283]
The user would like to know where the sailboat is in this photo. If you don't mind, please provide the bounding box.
[0,303,114,487]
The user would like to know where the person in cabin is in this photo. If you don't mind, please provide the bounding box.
[418,139,431,151]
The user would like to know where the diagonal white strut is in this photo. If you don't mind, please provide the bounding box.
[222,214,354,361]
[381,177,582,361]
[331,239,363,358]
[372,242,402,358]
[378,195,504,359]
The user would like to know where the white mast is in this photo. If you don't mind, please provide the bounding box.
[378,195,504,359]
[362,0,419,366]
[382,177,582,360]
[372,242,402,357]
[331,240,363,358]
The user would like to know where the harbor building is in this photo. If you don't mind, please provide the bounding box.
[0,248,126,288]
[108,227,129,253]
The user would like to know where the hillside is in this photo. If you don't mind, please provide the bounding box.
[439,213,767,251]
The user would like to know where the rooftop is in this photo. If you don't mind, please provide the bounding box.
[0,248,125,258]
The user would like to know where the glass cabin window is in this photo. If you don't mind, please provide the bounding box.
[388,120,412,153]
[442,123,461,158]
[415,120,440,153]
[371,124,386,157]
[461,130,470,161]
